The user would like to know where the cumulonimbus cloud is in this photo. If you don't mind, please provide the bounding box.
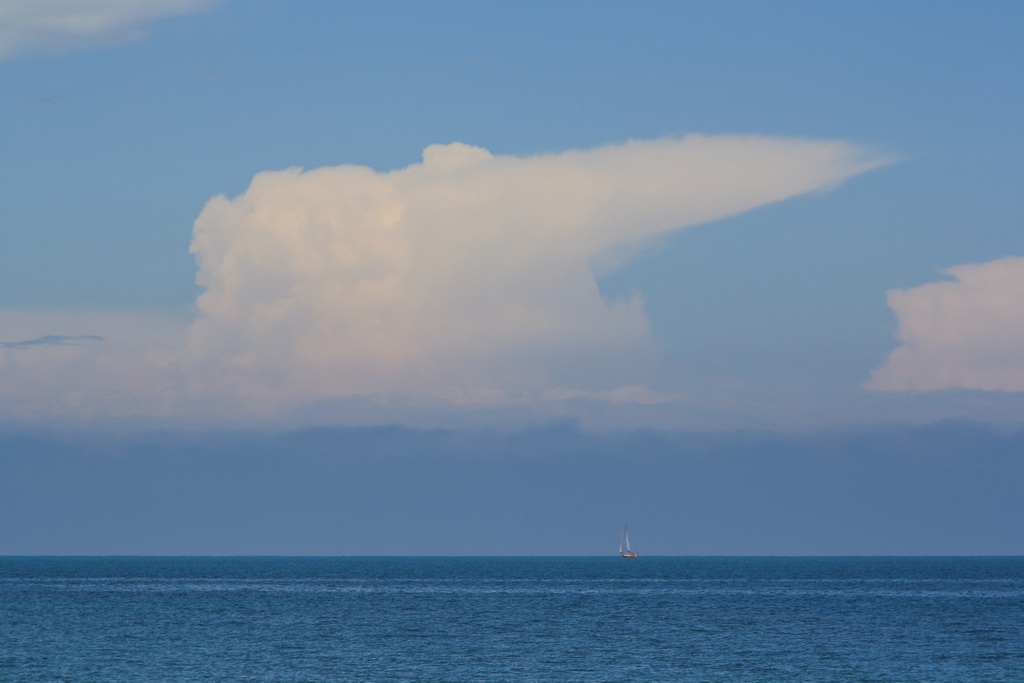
[0,136,888,420]
[0,0,218,63]
[179,135,889,413]
[867,256,1024,392]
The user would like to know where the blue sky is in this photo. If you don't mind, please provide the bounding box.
[1,2,1023,554]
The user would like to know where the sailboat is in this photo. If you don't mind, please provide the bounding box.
[619,525,639,558]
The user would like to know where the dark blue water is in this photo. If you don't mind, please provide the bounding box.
[2,557,1022,682]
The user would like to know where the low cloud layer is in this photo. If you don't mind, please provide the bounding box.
[5,423,1023,555]
[182,136,886,414]
[0,0,217,63]
[868,256,1024,392]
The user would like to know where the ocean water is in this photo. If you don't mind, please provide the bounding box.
[2,557,1022,682]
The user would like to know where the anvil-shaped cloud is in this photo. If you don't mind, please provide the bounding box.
[179,136,887,414]
[0,136,888,421]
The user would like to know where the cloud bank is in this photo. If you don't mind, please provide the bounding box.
[868,256,1024,392]
[5,422,1023,555]
[0,0,217,63]
[181,136,887,414]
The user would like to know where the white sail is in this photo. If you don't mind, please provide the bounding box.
[620,525,637,557]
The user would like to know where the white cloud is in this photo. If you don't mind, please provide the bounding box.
[0,136,887,422]
[0,0,217,63]
[867,256,1024,392]
[178,135,887,415]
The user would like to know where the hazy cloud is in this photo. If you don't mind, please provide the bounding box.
[868,256,1024,392]
[182,136,888,414]
[0,0,218,63]
[0,310,187,419]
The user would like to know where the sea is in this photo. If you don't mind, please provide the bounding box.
[2,557,1022,682]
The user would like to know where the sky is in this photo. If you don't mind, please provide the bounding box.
[1,2,1023,554]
